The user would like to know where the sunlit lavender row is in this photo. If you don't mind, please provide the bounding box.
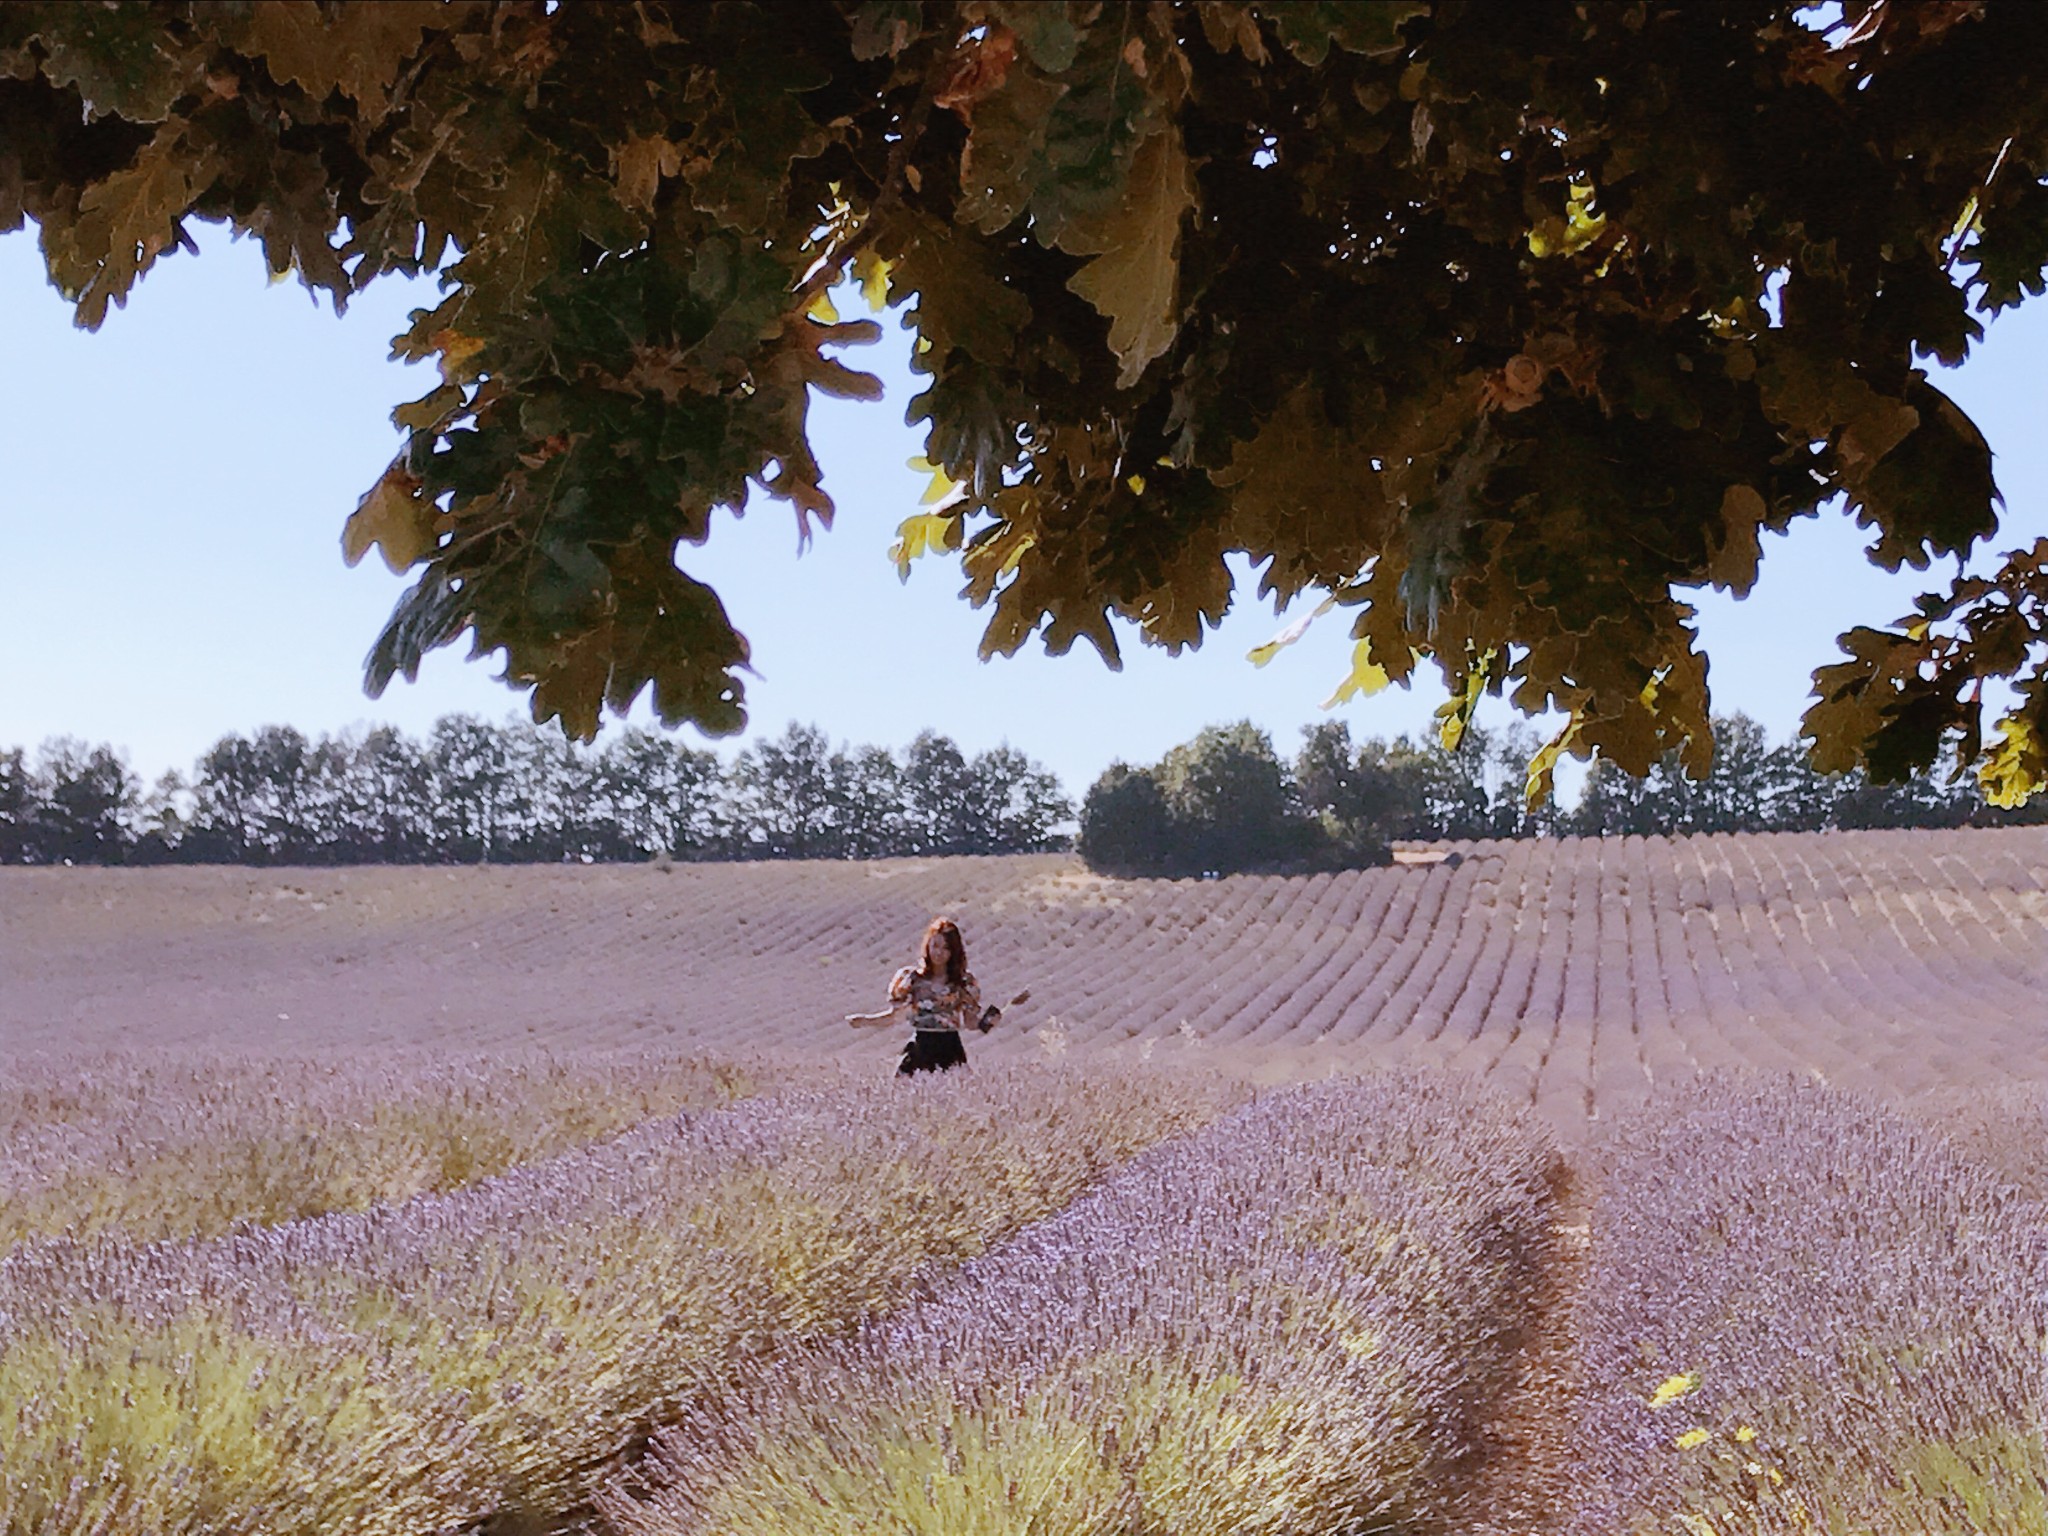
[606,1074,1565,1536]
[0,1047,797,1246]
[1568,1075,2048,1534]
[0,1064,1247,1536]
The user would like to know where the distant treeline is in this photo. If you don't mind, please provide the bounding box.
[0,719,1070,866]
[1078,714,2048,878]
[6,710,2038,872]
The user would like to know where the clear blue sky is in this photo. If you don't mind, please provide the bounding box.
[4,220,2046,799]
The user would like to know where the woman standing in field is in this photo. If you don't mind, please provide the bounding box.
[847,916,1009,1075]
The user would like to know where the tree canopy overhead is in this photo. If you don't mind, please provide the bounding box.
[8,1,2048,801]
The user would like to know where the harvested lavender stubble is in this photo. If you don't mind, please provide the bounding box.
[606,1072,1565,1536]
[0,1064,1245,1536]
[1568,1073,2048,1535]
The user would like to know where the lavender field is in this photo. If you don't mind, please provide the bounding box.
[5,827,2048,1532]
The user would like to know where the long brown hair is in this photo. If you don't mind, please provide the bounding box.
[913,916,969,986]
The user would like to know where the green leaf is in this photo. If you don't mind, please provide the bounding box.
[848,0,923,61]
[1707,485,1766,597]
[1266,0,1425,65]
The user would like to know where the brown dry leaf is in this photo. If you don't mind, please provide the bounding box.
[935,25,1019,119]
[1708,485,1767,596]
[60,120,221,328]
[431,328,487,385]
[341,463,434,574]
[1064,130,1197,389]
[240,2,458,112]
[611,132,683,215]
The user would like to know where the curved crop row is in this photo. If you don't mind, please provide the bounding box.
[1569,1075,2048,1534]
[607,1073,1565,1536]
[11,828,2048,1113]
[0,1064,1248,1536]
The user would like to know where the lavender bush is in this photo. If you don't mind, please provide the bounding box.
[0,1048,793,1246]
[0,1064,1246,1536]
[1569,1074,2048,1534]
[606,1073,1565,1536]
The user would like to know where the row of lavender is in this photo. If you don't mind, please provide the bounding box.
[0,1065,1247,1536]
[0,1049,794,1246]
[584,1074,2048,1536]
[602,1074,1569,1536]
[1570,1078,2048,1534]
[5,1061,2044,1534]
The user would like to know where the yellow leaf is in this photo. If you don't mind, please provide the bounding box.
[907,455,961,507]
[1648,1370,1702,1409]
[1247,595,1336,668]
[1434,652,1491,750]
[1524,716,1581,808]
[806,290,841,324]
[853,249,893,310]
[341,464,434,573]
[1979,714,2046,808]
[887,512,960,582]
[1528,178,1607,259]
[1734,1425,1758,1443]
[1321,639,1393,709]
[1675,1428,1711,1450]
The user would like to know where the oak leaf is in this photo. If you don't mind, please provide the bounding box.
[342,464,435,574]
[1063,129,1196,389]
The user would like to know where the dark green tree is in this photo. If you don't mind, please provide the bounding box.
[958,743,1072,853]
[1077,762,1181,877]
[428,714,525,862]
[1157,720,1320,872]
[726,722,842,858]
[597,726,724,859]
[32,738,137,864]
[0,747,33,864]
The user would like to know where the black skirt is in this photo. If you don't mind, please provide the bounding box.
[897,1029,967,1076]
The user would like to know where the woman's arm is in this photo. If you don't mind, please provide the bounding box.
[849,967,919,1027]
[846,1002,909,1028]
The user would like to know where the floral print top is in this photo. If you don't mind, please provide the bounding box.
[888,966,982,1032]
